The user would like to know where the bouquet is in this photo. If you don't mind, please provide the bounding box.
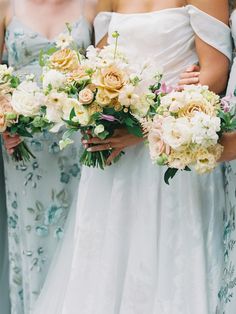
[145,83,236,184]
[0,65,52,162]
[41,29,156,169]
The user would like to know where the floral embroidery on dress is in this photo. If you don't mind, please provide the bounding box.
[3,14,92,313]
[217,163,236,313]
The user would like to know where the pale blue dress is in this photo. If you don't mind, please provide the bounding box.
[218,9,236,314]
[0,55,10,314]
[2,8,92,314]
[0,145,10,314]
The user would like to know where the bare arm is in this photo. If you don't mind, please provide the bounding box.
[0,0,9,62]
[185,0,230,93]
[0,0,22,154]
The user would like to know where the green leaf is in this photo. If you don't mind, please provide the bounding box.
[46,46,58,56]
[127,125,143,138]
[69,107,76,120]
[97,130,109,140]
[185,166,191,172]
[164,168,178,185]
[62,118,80,128]
[10,76,20,88]
[39,49,46,67]
[124,117,135,127]
[16,128,33,138]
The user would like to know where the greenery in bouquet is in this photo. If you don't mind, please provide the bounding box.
[40,28,156,169]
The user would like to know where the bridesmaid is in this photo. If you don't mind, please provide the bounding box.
[0,0,96,313]
[0,148,10,314]
[0,51,10,314]
[216,1,236,312]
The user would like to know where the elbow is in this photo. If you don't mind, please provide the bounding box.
[199,68,229,94]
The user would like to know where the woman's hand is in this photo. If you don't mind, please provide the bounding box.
[218,132,236,162]
[178,65,200,88]
[82,128,144,165]
[2,132,21,155]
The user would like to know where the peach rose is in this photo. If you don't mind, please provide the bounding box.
[0,95,14,113]
[179,101,216,118]
[50,48,79,72]
[0,113,6,132]
[67,67,90,83]
[0,95,15,132]
[78,88,94,105]
[95,66,126,98]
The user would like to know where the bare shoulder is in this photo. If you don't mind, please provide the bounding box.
[0,0,10,14]
[0,0,11,25]
[96,0,113,13]
[84,0,112,23]
[187,0,229,24]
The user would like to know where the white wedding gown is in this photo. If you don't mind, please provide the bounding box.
[34,6,232,314]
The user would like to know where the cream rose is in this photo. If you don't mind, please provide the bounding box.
[78,88,94,105]
[162,116,192,150]
[50,48,79,72]
[11,81,45,116]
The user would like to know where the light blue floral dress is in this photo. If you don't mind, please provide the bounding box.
[217,9,236,314]
[2,12,92,314]
[0,144,10,314]
[0,54,10,314]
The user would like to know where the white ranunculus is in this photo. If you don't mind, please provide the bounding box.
[72,104,90,126]
[86,45,99,61]
[161,92,185,111]
[118,85,139,108]
[0,64,13,79]
[43,70,66,90]
[63,98,80,121]
[162,116,192,150]
[45,91,68,123]
[94,124,105,136]
[11,81,45,116]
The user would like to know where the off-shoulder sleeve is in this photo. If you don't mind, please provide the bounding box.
[187,5,233,61]
[94,12,112,46]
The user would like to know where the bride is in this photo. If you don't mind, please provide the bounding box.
[34,0,232,313]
